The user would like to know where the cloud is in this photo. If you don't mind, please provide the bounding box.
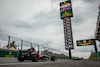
[82,0,100,4]
[72,0,99,25]
[14,21,33,28]
[0,29,4,33]
[0,8,65,50]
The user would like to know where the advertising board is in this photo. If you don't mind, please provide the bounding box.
[60,0,73,19]
[0,49,18,57]
[77,39,96,46]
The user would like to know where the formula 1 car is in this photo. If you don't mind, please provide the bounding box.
[72,57,81,60]
[17,47,55,62]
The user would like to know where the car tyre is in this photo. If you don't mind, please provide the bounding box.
[32,55,39,62]
[51,56,55,61]
[17,56,24,61]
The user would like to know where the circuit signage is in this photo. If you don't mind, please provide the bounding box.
[64,17,74,49]
[5,51,14,57]
[60,0,73,19]
[77,39,96,46]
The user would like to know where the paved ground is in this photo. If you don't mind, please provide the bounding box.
[0,57,100,67]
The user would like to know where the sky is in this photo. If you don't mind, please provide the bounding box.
[0,0,100,59]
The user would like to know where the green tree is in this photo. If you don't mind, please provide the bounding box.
[9,41,17,49]
[45,50,48,52]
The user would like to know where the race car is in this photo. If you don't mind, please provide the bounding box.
[17,47,55,62]
[72,57,81,60]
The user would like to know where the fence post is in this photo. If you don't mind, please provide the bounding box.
[44,46,45,51]
[48,48,50,52]
[58,50,59,54]
[55,49,56,54]
[30,42,32,48]
[8,36,10,49]
[52,49,53,53]
[21,40,23,50]
[38,45,39,53]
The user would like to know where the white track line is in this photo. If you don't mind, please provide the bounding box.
[0,60,67,65]
[0,61,52,66]
[0,62,35,65]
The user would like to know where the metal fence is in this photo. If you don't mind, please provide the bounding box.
[0,33,68,56]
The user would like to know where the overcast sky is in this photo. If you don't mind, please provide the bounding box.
[0,0,100,58]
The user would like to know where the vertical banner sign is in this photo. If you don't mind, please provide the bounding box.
[63,17,74,50]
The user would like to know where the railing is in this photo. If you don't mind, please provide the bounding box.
[0,33,68,58]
